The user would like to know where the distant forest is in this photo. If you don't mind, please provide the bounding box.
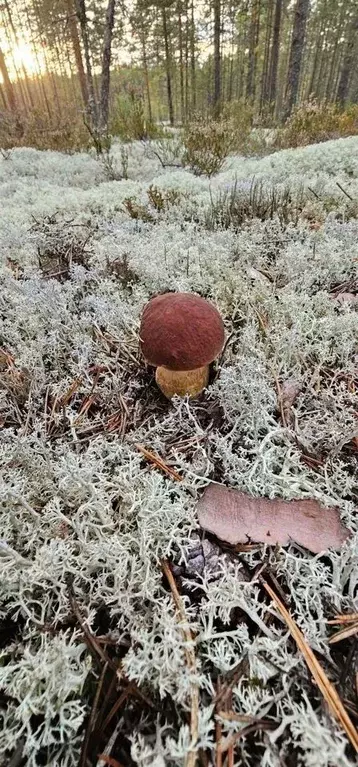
[0,0,358,132]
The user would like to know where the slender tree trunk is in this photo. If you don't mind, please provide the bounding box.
[236,5,248,100]
[75,0,98,128]
[65,0,89,108]
[337,12,358,106]
[3,0,34,109]
[0,82,7,109]
[99,0,116,133]
[162,5,174,125]
[213,0,221,113]
[184,0,189,116]
[190,0,196,111]
[228,53,234,101]
[268,0,282,110]
[140,20,153,123]
[284,0,310,119]
[246,0,261,101]
[177,1,185,122]
[1,13,27,110]
[0,48,16,111]
[314,27,329,100]
[260,0,274,111]
[25,1,54,115]
[307,16,322,98]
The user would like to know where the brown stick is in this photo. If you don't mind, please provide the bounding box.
[262,579,358,752]
[136,443,183,482]
[161,560,199,767]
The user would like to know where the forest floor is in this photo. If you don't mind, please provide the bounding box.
[1,135,358,767]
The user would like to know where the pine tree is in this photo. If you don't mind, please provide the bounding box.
[284,0,310,118]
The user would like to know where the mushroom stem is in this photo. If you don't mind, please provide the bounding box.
[155,365,209,399]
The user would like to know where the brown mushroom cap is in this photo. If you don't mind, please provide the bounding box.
[140,292,225,371]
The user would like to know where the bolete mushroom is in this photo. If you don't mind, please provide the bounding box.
[139,292,225,399]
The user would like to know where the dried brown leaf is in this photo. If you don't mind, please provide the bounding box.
[197,484,350,554]
[280,379,302,411]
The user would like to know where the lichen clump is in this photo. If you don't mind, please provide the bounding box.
[1,136,358,766]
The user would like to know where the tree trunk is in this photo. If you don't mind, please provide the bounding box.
[140,17,153,123]
[307,15,322,98]
[246,0,261,101]
[190,0,196,111]
[284,0,310,119]
[3,0,34,109]
[99,0,116,133]
[0,82,7,110]
[162,5,174,125]
[75,0,98,128]
[177,1,185,122]
[313,27,329,100]
[65,0,89,109]
[184,0,189,116]
[260,0,274,111]
[213,0,221,113]
[337,12,358,106]
[0,48,16,111]
[268,0,282,110]
[235,4,248,100]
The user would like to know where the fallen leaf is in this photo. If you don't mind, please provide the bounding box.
[279,378,302,425]
[331,292,358,306]
[197,484,350,553]
[280,379,302,410]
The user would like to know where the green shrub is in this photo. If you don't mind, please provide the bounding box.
[277,99,358,148]
[110,95,160,141]
[0,106,91,152]
[205,178,307,230]
[182,117,238,177]
[221,99,254,140]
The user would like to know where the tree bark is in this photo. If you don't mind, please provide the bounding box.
[268,0,282,109]
[177,0,185,122]
[307,14,323,98]
[3,0,34,109]
[65,0,89,109]
[213,0,221,113]
[284,0,310,119]
[246,0,261,101]
[190,0,196,111]
[337,11,358,106]
[260,0,274,111]
[140,15,153,123]
[0,47,16,111]
[99,0,116,133]
[75,0,98,128]
[162,5,175,125]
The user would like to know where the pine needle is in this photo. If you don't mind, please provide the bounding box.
[327,613,358,625]
[328,622,358,645]
[136,443,183,482]
[262,580,358,753]
[161,560,199,767]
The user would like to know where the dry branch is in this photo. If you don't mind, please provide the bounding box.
[161,560,199,767]
[262,579,358,752]
[136,443,183,482]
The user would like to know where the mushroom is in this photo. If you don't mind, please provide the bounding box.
[139,292,225,399]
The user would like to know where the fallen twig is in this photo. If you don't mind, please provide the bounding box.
[336,181,353,200]
[67,578,118,674]
[217,720,274,754]
[79,662,108,767]
[327,613,358,625]
[328,622,358,645]
[262,579,358,752]
[136,443,183,482]
[161,560,199,767]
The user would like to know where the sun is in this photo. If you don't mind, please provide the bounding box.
[12,42,44,76]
